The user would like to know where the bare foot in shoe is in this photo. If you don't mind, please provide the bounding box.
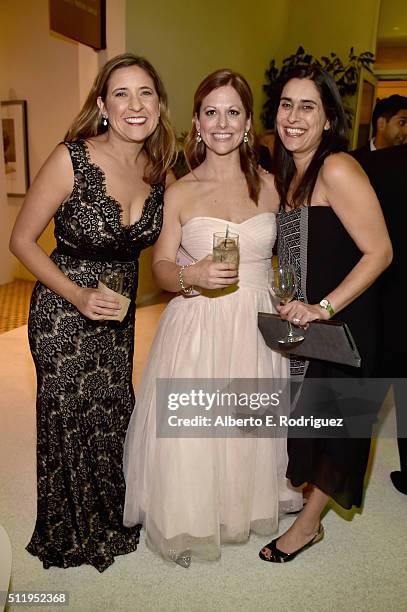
[269,520,320,555]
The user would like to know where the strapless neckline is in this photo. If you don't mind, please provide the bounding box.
[182,212,275,228]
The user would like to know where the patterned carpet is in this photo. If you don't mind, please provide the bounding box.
[0,280,34,334]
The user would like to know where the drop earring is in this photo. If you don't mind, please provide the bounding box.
[243,131,249,143]
[102,116,108,127]
[196,131,202,143]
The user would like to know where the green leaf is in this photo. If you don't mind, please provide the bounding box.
[261,46,376,129]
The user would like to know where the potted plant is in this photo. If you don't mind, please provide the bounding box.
[261,46,375,130]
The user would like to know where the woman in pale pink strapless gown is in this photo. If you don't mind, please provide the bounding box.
[123,70,302,566]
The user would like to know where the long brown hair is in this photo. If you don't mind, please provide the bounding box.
[184,69,260,204]
[274,66,348,208]
[65,53,176,184]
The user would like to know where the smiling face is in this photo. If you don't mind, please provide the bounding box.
[276,78,330,159]
[97,65,160,142]
[195,84,250,155]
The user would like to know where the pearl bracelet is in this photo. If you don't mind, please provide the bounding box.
[179,263,194,295]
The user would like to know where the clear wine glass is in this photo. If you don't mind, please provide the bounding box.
[270,264,305,345]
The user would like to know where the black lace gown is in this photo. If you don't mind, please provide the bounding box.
[26,140,164,572]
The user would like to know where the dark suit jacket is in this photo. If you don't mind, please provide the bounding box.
[351,141,372,163]
[351,144,407,375]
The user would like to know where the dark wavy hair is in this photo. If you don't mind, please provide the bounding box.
[65,53,176,184]
[273,66,348,208]
[184,69,260,204]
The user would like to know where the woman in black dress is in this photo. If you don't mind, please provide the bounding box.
[9,53,176,572]
[259,67,392,563]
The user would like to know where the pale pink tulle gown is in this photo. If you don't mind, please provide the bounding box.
[123,213,302,562]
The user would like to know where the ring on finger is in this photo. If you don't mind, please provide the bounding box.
[292,317,300,324]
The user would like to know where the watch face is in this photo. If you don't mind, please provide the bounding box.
[319,299,334,316]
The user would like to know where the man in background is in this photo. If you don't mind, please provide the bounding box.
[353,94,407,159]
[351,142,407,495]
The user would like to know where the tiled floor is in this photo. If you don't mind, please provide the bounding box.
[0,280,34,334]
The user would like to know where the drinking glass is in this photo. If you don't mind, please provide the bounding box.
[212,231,239,265]
[270,264,304,345]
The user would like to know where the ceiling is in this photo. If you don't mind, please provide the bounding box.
[377,0,407,47]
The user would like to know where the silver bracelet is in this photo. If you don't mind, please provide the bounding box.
[179,264,194,295]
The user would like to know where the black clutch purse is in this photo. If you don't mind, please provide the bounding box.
[258,312,361,367]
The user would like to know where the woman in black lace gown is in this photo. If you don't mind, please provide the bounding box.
[9,54,176,572]
[259,67,392,563]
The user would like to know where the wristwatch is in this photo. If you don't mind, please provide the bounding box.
[319,298,335,318]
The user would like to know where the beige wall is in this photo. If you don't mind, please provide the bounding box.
[377,0,407,46]
[0,0,79,283]
[78,0,126,107]
[278,0,381,136]
[125,0,291,301]
[126,0,380,135]
[0,0,155,303]
[280,0,380,60]
[126,0,289,133]
[125,0,381,300]
[0,0,154,305]
[1,0,382,297]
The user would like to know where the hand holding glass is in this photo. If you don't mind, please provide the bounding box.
[212,231,239,265]
[270,265,304,345]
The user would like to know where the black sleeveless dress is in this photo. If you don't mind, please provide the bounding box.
[27,140,164,571]
[277,206,379,509]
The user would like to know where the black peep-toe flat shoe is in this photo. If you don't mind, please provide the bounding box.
[259,524,324,563]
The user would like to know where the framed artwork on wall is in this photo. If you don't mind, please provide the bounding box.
[1,100,30,197]
[351,68,377,150]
